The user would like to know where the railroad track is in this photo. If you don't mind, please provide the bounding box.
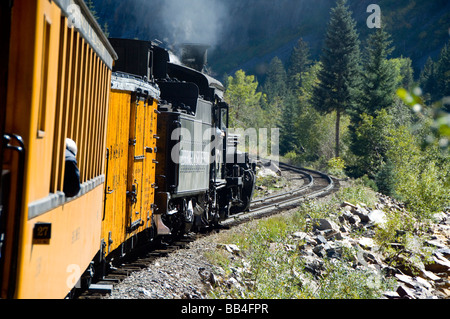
[77,162,339,299]
[222,161,338,226]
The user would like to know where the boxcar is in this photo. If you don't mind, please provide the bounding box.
[102,72,160,260]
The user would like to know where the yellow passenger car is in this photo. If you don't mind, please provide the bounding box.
[0,0,117,298]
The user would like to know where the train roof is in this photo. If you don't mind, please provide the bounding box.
[111,72,160,99]
[167,62,225,101]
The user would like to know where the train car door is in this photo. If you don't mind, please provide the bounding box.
[126,94,152,233]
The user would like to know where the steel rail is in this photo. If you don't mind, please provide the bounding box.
[222,162,335,226]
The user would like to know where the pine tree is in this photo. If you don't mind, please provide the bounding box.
[262,57,288,104]
[85,0,99,21]
[420,40,450,111]
[311,0,361,158]
[287,38,312,89]
[435,41,450,106]
[358,28,396,118]
[420,56,437,103]
[279,94,298,155]
[261,57,287,129]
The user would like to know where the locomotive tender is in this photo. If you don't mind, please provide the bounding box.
[0,0,255,299]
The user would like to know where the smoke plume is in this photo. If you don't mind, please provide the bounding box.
[161,0,228,49]
[131,0,228,52]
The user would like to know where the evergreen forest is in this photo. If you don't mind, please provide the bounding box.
[223,0,449,220]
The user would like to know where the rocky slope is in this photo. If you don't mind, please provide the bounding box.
[104,174,450,299]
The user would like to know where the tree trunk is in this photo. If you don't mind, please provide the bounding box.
[335,109,341,158]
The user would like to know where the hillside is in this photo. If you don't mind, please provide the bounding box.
[92,0,450,79]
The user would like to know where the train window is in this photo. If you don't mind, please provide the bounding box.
[219,103,228,132]
[37,17,51,139]
[50,13,111,197]
[51,17,71,193]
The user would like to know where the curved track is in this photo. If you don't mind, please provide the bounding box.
[222,162,338,226]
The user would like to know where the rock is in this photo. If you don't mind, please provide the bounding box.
[301,256,324,276]
[358,237,375,250]
[420,269,441,281]
[426,253,450,273]
[348,214,361,225]
[363,251,383,266]
[426,240,448,250]
[292,231,308,240]
[383,291,400,299]
[138,287,152,297]
[218,244,241,255]
[397,285,416,299]
[313,218,339,232]
[225,277,243,290]
[368,210,387,227]
[395,274,416,288]
[433,212,447,224]
[353,207,370,223]
[326,247,340,259]
[315,235,328,245]
[415,276,433,290]
[437,248,450,260]
[313,244,326,257]
[341,201,358,209]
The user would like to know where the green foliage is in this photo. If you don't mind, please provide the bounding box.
[397,86,449,149]
[279,94,299,155]
[311,0,361,157]
[384,123,449,219]
[374,160,395,196]
[220,1,449,226]
[84,0,99,20]
[315,259,395,299]
[360,174,378,192]
[419,40,450,109]
[333,180,378,209]
[389,57,414,90]
[262,57,288,104]
[287,38,312,89]
[373,210,434,274]
[358,28,396,118]
[327,157,346,178]
[224,70,264,129]
[350,109,394,178]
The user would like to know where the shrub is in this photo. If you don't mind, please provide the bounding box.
[327,157,346,178]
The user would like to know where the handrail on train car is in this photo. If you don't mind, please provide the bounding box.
[2,133,25,299]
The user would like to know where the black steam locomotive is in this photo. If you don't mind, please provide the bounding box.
[109,39,257,237]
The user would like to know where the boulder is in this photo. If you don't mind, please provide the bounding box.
[313,218,339,232]
[368,209,387,227]
[425,252,450,273]
[397,285,416,299]
[353,207,370,223]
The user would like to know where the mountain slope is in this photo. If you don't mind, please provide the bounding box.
[92,0,450,78]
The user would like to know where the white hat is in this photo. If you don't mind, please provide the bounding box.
[66,138,77,156]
